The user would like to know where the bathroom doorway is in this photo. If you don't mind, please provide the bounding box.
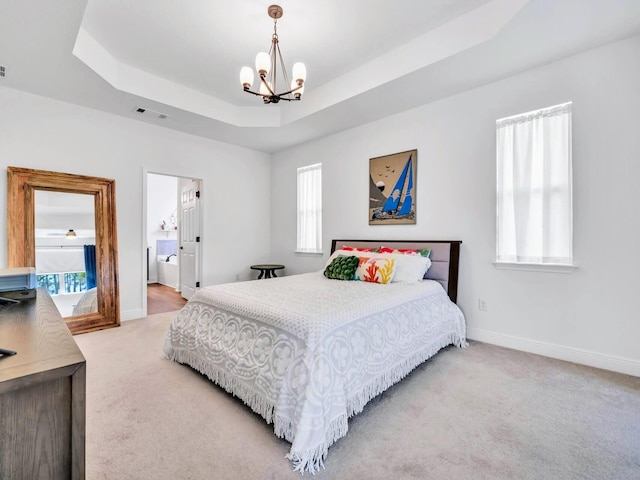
[145,172,201,316]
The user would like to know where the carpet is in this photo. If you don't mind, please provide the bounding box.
[74,312,640,480]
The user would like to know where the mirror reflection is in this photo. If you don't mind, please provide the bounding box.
[34,190,97,317]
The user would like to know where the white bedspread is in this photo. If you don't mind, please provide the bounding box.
[164,272,466,473]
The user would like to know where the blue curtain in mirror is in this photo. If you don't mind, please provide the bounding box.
[84,244,97,290]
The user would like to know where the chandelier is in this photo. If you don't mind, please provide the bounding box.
[239,4,306,104]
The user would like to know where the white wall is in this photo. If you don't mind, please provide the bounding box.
[0,87,272,320]
[271,35,640,376]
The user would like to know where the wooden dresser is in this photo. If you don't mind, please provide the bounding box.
[0,289,86,480]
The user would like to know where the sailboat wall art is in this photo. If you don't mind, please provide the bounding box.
[369,149,417,225]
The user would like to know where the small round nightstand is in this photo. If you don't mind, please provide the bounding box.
[250,264,285,279]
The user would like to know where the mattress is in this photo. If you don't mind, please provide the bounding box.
[164,271,466,472]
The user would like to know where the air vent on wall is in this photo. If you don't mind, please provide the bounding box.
[0,65,6,78]
[133,106,169,120]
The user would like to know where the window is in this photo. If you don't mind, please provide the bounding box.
[297,163,322,253]
[37,271,87,296]
[37,273,61,296]
[496,102,573,266]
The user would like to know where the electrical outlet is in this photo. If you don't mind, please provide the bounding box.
[478,298,488,311]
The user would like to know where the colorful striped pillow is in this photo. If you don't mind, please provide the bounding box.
[342,245,378,252]
[378,246,431,258]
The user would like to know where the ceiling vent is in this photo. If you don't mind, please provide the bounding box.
[133,106,168,120]
[0,65,5,78]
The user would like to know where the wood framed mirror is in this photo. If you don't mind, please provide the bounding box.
[7,166,120,334]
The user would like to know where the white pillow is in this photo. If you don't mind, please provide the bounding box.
[391,255,432,283]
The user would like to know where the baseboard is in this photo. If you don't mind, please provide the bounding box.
[466,327,640,377]
[121,309,144,322]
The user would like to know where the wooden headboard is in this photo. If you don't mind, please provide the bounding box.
[330,240,462,303]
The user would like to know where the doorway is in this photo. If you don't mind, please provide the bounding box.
[144,172,201,316]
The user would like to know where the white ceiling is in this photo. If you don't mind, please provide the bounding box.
[34,191,95,237]
[2,0,640,153]
[35,190,94,216]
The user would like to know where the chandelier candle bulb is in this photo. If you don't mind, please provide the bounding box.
[255,52,271,77]
[291,80,304,99]
[260,81,272,96]
[292,62,307,83]
[240,66,254,89]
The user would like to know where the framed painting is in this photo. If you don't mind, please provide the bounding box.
[369,149,417,225]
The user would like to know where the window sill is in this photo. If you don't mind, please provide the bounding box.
[493,262,578,274]
[295,251,324,257]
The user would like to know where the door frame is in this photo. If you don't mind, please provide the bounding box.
[141,168,203,317]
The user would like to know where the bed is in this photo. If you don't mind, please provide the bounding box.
[72,287,98,315]
[164,239,466,473]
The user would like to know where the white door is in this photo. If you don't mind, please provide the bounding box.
[180,180,200,300]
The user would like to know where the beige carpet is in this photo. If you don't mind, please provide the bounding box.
[75,312,640,480]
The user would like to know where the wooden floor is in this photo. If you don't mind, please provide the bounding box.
[147,283,187,315]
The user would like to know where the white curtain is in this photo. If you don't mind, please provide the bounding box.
[297,163,322,253]
[496,102,572,264]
